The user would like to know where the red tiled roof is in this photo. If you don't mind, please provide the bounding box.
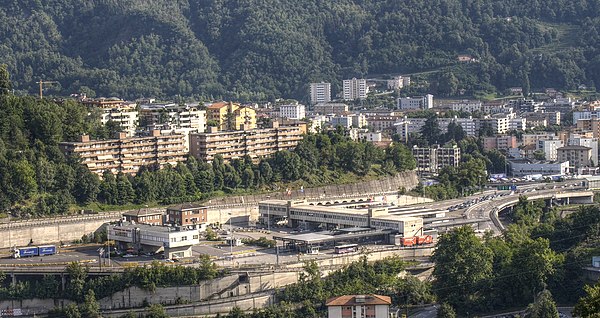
[325,295,391,306]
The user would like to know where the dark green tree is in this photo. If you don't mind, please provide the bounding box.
[0,64,11,95]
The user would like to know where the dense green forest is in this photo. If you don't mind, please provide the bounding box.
[1,0,599,101]
[0,88,415,218]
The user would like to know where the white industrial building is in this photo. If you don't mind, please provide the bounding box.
[509,160,570,177]
[108,223,199,259]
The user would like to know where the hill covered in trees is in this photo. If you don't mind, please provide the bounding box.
[2,0,600,100]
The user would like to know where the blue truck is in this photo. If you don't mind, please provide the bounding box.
[13,245,57,258]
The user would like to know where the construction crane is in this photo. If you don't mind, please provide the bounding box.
[35,79,58,99]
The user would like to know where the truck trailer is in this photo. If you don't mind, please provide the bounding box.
[13,245,57,258]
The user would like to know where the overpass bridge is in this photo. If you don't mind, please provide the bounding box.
[465,188,594,232]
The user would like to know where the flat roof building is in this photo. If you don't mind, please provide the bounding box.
[108,222,199,259]
[123,209,165,226]
[59,131,187,176]
[166,204,208,229]
[189,122,305,163]
[326,295,391,318]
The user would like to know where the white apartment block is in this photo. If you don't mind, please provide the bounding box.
[310,82,332,105]
[100,105,139,137]
[480,116,510,134]
[450,101,482,112]
[330,116,353,129]
[397,94,434,110]
[386,76,411,91]
[279,103,306,120]
[139,103,206,133]
[307,115,329,133]
[537,139,564,161]
[359,131,382,142]
[343,78,368,100]
[509,118,527,131]
[395,116,478,141]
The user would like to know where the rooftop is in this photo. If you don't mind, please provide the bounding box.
[167,203,208,211]
[558,145,592,150]
[111,222,196,233]
[325,295,392,307]
[122,209,164,217]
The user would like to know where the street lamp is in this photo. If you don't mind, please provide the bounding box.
[229,212,234,267]
[266,196,271,232]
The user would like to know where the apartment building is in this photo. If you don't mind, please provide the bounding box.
[522,132,558,147]
[59,131,187,176]
[397,94,433,110]
[206,102,257,131]
[326,295,392,318]
[189,122,305,162]
[166,204,208,228]
[314,103,349,115]
[449,100,482,112]
[310,82,332,104]
[480,116,510,134]
[343,78,368,100]
[483,136,518,152]
[568,136,599,165]
[537,139,564,161]
[412,145,461,174]
[122,209,165,226]
[84,98,139,137]
[330,114,367,129]
[573,111,600,124]
[139,103,206,132]
[387,76,410,90]
[509,118,527,131]
[576,116,600,138]
[367,114,406,132]
[395,116,478,141]
[523,112,560,127]
[279,103,306,120]
[557,145,593,172]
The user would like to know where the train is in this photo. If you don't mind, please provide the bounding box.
[13,245,57,258]
[401,235,433,247]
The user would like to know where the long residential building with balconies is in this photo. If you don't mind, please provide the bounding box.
[59,131,187,176]
[189,122,306,163]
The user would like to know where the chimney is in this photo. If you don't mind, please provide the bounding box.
[115,132,127,139]
[151,129,161,137]
[209,126,219,133]
[271,121,280,129]
[79,135,90,142]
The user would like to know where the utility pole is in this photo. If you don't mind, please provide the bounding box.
[35,79,58,99]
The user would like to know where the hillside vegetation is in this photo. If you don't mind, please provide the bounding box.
[2,0,600,100]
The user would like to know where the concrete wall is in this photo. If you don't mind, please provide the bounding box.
[0,298,74,316]
[103,292,276,317]
[0,172,419,249]
[98,271,300,311]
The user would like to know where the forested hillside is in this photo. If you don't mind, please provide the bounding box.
[2,0,600,100]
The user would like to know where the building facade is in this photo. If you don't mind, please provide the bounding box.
[189,123,305,162]
[108,223,199,259]
[343,78,368,100]
[310,82,332,105]
[326,295,392,318]
[557,145,593,172]
[314,103,349,115]
[59,131,187,176]
[139,103,206,132]
[483,136,518,152]
[397,95,433,110]
[279,103,306,120]
[206,102,257,131]
[537,139,564,161]
[509,160,570,177]
[412,145,461,174]
[122,210,165,226]
[166,204,208,228]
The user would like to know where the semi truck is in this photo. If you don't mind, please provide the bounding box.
[13,245,57,258]
[401,235,434,247]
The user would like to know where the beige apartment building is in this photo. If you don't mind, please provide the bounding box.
[557,145,593,172]
[189,122,305,162]
[59,131,187,176]
[206,101,257,131]
[412,145,461,174]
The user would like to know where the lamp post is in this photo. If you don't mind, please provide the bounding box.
[266,196,271,232]
[229,212,234,267]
